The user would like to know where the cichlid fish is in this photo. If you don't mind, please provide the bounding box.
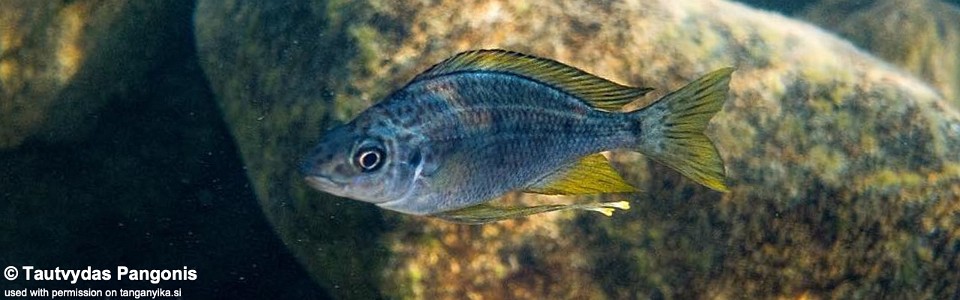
[300,49,732,223]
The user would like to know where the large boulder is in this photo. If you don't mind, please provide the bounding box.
[195,0,960,298]
[802,0,960,106]
[0,0,188,149]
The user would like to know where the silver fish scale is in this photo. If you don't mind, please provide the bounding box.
[373,72,638,214]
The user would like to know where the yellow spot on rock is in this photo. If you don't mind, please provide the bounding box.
[0,60,15,86]
[56,3,89,83]
[805,145,847,185]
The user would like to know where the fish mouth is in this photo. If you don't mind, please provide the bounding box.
[304,175,346,193]
[304,175,391,204]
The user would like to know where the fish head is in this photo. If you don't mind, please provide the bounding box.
[299,119,422,205]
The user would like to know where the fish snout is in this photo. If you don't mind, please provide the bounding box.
[299,143,338,176]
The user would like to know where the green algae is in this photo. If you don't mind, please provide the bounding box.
[865,169,925,190]
[349,24,386,76]
[805,145,847,185]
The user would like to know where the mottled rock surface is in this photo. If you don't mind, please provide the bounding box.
[195,0,960,298]
[802,0,960,106]
[0,1,187,149]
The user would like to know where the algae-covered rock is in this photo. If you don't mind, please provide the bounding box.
[0,0,188,149]
[802,0,960,107]
[195,0,960,298]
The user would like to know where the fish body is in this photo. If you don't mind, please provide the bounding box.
[301,49,732,220]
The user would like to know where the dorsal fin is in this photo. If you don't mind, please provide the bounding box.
[411,49,653,110]
[524,153,638,195]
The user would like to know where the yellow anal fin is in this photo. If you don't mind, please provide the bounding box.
[524,153,638,195]
[411,49,653,110]
[432,201,631,224]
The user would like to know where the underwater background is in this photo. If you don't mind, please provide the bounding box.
[2,0,959,299]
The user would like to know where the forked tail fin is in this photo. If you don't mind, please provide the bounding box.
[630,68,734,192]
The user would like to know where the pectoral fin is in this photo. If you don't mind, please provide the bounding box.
[524,153,638,195]
[432,201,631,224]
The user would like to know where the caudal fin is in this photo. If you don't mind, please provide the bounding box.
[631,68,733,192]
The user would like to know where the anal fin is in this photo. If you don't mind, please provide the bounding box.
[524,153,638,195]
[432,201,631,224]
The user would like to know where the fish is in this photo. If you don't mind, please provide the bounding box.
[300,49,732,223]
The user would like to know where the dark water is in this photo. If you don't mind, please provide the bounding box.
[0,2,329,298]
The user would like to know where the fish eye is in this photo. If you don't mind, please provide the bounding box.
[354,147,385,172]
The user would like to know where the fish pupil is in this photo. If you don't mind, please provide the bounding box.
[355,147,384,172]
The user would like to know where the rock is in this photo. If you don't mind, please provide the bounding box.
[194,2,389,298]
[802,0,960,106]
[194,0,960,298]
[0,0,190,149]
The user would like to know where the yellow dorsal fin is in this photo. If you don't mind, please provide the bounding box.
[412,49,653,110]
[524,153,638,195]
